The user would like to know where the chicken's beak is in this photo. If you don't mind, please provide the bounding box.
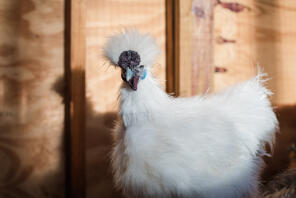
[127,75,139,90]
[121,68,140,91]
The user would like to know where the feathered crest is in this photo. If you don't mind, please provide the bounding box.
[104,29,159,68]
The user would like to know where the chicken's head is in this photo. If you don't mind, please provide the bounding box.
[118,50,146,90]
[104,29,159,90]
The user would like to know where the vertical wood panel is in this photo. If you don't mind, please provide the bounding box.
[65,0,86,197]
[172,0,215,97]
[179,0,193,96]
[190,0,215,95]
[166,0,180,96]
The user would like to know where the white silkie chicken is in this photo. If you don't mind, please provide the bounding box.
[104,30,278,198]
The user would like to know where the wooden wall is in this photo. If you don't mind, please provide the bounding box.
[1,1,295,198]
[0,0,65,197]
[85,1,166,197]
[178,0,296,107]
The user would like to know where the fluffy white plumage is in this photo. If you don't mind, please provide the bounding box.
[104,30,278,198]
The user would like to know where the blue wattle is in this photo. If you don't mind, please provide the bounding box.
[141,69,147,80]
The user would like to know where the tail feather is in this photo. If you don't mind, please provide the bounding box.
[213,67,278,156]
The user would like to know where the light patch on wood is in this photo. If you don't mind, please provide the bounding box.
[178,0,215,96]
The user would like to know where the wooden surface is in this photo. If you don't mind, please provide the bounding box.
[65,0,86,197]
[176,0,296,105]
[176,0,215,96]
[213,0,256,94]
[0,0,65,197]
[85,1,166,198]
[191,0,215,95]
[254,0,296,105]
[178,0,194,96]
[213,0,296,106]
[166,0,180,96]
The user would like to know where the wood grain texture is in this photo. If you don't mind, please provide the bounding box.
[85,1,166,198]
[178,0,193,96]
[174,0,215,97]
[65,0,86,197]
[0,0,65,197]
[213,0,296,105]
[213,0,256,94]
[191,0,215,95]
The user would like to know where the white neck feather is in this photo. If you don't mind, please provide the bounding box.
[119,73,168,127]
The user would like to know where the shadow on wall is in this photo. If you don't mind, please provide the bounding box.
[85,102,122,198]
[0,75,65,198]
[262,105,296,183]
[52,76,123,198]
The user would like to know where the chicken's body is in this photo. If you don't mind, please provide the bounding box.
[105,30,278,198]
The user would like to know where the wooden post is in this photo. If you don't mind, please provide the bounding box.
[166,0,180,96]
[64,0,86,197]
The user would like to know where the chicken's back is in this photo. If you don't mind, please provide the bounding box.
[203,72,278,155]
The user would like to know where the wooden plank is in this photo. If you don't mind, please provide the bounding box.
[174,0,215,97]
[190,0,215,95]
[65,0,86,197]
[179,0,194,96]
[166,0,180,96]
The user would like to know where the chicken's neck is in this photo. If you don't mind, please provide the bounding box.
[119,74,169,127]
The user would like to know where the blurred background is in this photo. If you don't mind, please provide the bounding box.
[0,0,295,198]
